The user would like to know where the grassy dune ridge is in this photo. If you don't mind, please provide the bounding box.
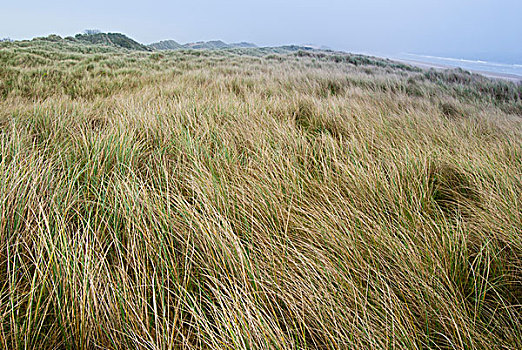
[0,39,521,349]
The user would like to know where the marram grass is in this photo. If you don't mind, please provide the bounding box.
[0,39,521,349]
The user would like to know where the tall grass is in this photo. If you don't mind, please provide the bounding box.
[0,39,521,349]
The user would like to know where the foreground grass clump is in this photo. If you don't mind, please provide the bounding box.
[0,39,521,349]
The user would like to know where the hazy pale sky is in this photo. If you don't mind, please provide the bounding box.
[1,0,521,62]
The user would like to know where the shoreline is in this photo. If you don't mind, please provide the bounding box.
[393,58,522,83]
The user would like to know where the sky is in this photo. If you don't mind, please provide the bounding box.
[1,0,521,63]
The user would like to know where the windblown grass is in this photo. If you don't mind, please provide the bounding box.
[0,39,521,349]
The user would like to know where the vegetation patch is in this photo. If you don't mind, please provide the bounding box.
[0,37,520,349]
[428,161,481,215]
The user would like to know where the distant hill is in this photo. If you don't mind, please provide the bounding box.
[148,40,182,51]
[184,40,230,50]
[75,33,151,51]
[230,42,258,48]
[301,44,333,51]
[18,32,330,56]
[148,40,258,51]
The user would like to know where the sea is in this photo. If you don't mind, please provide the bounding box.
[390,53,522,81]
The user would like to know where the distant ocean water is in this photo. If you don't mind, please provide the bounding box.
[393,53,522,79]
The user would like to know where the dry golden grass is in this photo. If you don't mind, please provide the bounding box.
[0,39,521,349]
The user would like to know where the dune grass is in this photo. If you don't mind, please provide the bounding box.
[0,39,521,349]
